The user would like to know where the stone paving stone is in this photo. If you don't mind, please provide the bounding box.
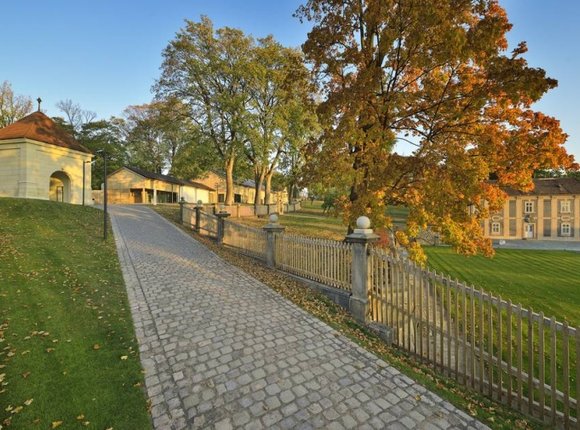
[110,205,489,430]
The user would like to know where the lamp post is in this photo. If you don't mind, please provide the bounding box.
[96,150,108,240]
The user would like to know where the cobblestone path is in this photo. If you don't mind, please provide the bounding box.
[110,205,488,430]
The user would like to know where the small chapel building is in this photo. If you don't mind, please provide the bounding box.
[0,111,93,205]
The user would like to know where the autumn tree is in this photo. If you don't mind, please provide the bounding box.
[155,17,253,205]
[297,0,573,260]
[0,81,33,128]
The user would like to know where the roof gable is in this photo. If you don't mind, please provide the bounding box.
[123,166,215,191]
[0,111,91,154]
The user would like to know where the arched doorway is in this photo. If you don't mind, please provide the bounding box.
[49,171,71,203]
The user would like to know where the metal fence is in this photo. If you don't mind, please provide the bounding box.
[369,247,579,428]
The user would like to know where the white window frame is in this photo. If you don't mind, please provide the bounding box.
[524,201,534,214]
[491,222,501,235]
[560,200,571,213]
[561,223,571,237]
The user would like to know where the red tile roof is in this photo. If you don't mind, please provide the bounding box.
[0,111,91,154]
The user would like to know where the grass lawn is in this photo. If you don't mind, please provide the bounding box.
[238,201,348,240]
[425,246,580,327]
[0,198,151,429]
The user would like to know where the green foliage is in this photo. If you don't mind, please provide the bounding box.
[155,17,317,203]
[121,98,196,175]
[78,119,128,189]
[244,36,317,204]
[0,198,150,429]
[534,168,580,179]
[321,189,340,214]
[155,16,253,203]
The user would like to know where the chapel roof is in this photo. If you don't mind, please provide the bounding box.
[0,111,91,154]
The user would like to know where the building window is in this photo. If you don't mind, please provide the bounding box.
[491,222,501,235]
[560,200,571,213]
[524,201,534,214]
[561,223,571,237]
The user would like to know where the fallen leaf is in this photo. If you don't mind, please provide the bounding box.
[92,344,100,350]
[120,355,128,360]
[24,399,33,406]
[22,372,31,378]
[46,348,55,353]
[76,414,85,420]
[11,406,23,414]
[51,420,63,428]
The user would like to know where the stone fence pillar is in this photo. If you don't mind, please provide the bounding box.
[345,216,378,323]
[179,197,185,223]
[194,203,202,232]
[216,211,230,244]
[263,214,285,268]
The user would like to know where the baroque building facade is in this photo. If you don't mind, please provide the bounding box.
[484,178,580,240]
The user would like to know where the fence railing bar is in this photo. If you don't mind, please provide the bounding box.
[551,316,558,425]
[528,308,535,416]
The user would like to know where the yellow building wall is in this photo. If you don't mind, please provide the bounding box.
[485,195,580,241]
[181,186,210,204]
[0,138,92,205]
[108,168,149,190]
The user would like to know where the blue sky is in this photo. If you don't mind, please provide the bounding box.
[2,1,579,160]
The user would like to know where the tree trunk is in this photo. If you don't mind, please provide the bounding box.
[288,183,297,201]
[264,172,272,205]
[225,157,235,205]
[253,167,266,206]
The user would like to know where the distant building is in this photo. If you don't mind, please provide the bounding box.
[97,166,215,204]
[484,178,580,240]
[0,111,93,204]
[194,171,288,205]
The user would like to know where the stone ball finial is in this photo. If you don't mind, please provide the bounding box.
[269,213,279,223]
[356,216,371,230]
